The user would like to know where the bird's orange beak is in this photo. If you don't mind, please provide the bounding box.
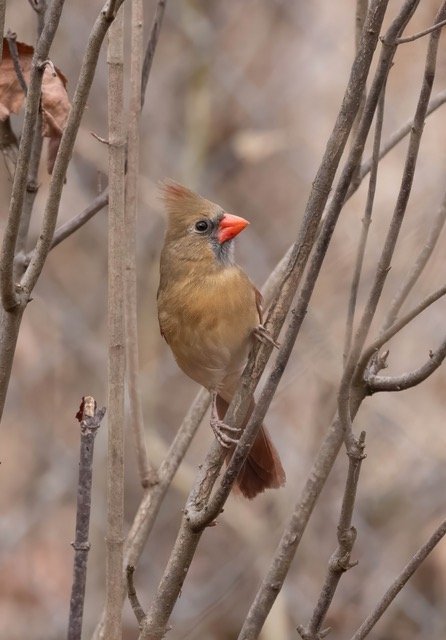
[217,213,249,244]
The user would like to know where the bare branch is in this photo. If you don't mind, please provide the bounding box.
[0,0,67,311]
[141,0,167,109]
[68,397,105,640]
[104,7,126,640]
[382,188,446,331]
[353,89,446,197]
[15,4,48,269]
[344,87,386,361]
[339,0,444,449]
[298,434,366,640]
[21,0,126,297]
[125,0,155,489]
[5,30,28,95]
[349,518,446,640]
[396,16,446,44]
[51,189,109,251]
[91,388,210,640]
[365,338,446,392]
[349,0,368,193]
[126,565,146,625]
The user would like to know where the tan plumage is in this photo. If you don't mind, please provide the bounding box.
[157,180,285,499]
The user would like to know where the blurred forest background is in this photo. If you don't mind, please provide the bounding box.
[1,1,446,639]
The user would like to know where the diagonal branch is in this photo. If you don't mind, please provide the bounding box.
[50,188,109,251]
[140,0,167,109]
[382,188,446,331]
[349,518,446,640]
[396,16,446,43]
[349,89,446,201]
[344,87,386,361]
[357,282,446,379]
[6,30,28,95]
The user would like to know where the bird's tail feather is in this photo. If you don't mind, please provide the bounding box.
[216,395,286,499]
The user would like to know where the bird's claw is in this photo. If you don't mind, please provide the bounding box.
[210,416,241,449]
[254,324,280,349]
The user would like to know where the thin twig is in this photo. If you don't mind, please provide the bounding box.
[344,87,386,362]
[382,188,446,331]
[125,0,155,489]
[141,0,167,109]
[51,189,109,250]
[5,30,28,95]
[298,433,366,640]
[104,7,126,640]
[352,89,446,200]
[68,397,105,640]
[349,518,446,640]
[395,16,446,43]
[126,565,146,625]
[357,282,446,379]
[365,337,446,392]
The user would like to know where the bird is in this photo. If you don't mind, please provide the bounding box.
[157,180,285,499]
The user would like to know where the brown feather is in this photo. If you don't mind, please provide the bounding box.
[216,395,286,499]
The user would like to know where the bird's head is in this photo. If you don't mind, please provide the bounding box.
[160,180,249,266]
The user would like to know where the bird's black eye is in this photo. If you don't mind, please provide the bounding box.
[194,219,210,233]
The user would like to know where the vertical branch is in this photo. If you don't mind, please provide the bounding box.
[68,397,106,640]
[16,2,48,271]
[104,7,126,640]
[297,433,366,640]
[0,0,6,66]
[0,0,66,311]
[125,0,154,489]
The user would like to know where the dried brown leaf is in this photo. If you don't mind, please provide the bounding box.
[0,38,71,173]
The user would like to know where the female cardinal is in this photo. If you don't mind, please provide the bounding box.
[157,180,285,499]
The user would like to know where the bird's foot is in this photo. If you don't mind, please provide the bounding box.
[253,324,280,349]
[210,392,241,448]
[210,416,241,448]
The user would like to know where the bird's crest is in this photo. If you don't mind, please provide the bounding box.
[160,180,207,216]
[160,179,224,230]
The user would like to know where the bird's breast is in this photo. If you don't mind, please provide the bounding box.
[158,267,259,393]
